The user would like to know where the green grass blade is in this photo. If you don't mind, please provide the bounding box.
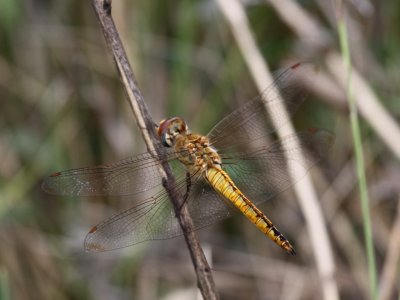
[336,7,378,300]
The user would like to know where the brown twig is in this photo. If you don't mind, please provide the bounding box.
[90,1,219,299]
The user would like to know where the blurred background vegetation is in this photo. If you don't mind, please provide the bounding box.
[1,0,400,299]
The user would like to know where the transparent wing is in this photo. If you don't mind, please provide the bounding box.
[42,63,315,197]
[220,129,335,206]
[45,62,334,251]
[84,129,334,252]
[42,148,186,197]
[84,174,233,252]
[84,189,184,252]
[208,62,317,151]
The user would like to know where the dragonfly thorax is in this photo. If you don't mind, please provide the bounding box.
[158,117,222,174]
[175,133,222,175]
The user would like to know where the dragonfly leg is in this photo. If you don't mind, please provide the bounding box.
[178,172,192,212]
[162,172,192,216]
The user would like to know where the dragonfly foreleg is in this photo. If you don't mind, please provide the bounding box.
[178,172,192,212]
[161,172,192,217]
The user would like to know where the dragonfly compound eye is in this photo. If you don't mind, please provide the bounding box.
[158,117,188,147]
[161,132,173,147]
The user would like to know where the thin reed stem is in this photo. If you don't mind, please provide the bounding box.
[336,3,378,299]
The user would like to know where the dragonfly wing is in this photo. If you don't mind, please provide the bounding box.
[84,190,181,251]
[208,62,317,151]
[180,130,336,232]
[84,173,237,252]
[42,148,186,197]
[220,129,335,206]
[186,180,236,226]
[84,129,335,252]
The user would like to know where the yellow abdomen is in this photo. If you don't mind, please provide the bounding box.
[206,167,296,255]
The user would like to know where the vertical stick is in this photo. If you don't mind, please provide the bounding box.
[90,1,219,299]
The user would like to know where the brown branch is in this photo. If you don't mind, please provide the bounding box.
[90,1,219,299]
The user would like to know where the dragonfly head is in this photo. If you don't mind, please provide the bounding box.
[157,117,189,147]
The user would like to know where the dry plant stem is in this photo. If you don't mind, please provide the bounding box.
[215,1,339,300]
[267,2,400,296]
[266,0,332,50]
[326,53,400,160]
[321,153,377,299]
[378,197,400,300]
[267,0,400,161]
[90,1,219,299]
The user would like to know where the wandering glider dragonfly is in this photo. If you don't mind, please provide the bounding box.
[42,62,334,255]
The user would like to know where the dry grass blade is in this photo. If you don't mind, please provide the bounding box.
[214,0,339,299]
[378,197,400,300]
[327,53,400,160]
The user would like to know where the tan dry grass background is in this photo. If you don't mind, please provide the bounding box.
[0,1,400,299]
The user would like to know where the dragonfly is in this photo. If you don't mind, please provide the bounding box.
[42,62,335,255]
